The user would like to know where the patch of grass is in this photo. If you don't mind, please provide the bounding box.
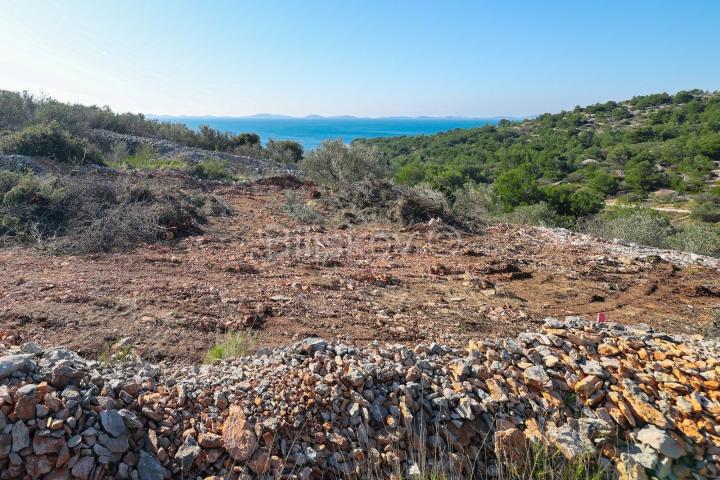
[204,331,256,363]
[108,144,189,171]
[190,157,233,180]
[99,341,135,365]
[523,445,606,480]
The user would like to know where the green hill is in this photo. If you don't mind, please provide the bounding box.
[360,89,720,219]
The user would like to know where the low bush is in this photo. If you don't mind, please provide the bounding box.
[300,140,390,190]
[504,202,564,228]
[581,208,675,248]
[390,184,450,225]
[0,122,103,165]
[0,170,224,253]
[669,223,720,257]
[452,183,501,225]
[267,139,304,164]
[333,177,457,226]
[691,193,720,223]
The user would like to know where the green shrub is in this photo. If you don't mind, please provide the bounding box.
[582,208,674,248]
[623,155,665,194]
[0,170,20,195]
[191,157,232,180]
[2,171,66,206]
[568,189,604,217]
[691,193,720,223]
[670,224,720,257]
[300,140,390,189]
[452,183,501,224]
[586,168,619,195]
[494,165,542,211]
[205,332,256,363]
[504,202,563,227]
[0,122,103,165]
[267,139,304,164]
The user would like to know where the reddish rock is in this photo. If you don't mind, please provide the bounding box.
[222,405,257,462]
[494,428,529,475]
[198,432,222,448]
[25,454,53,478]
[33,434,67,456]
[14,384,41,421]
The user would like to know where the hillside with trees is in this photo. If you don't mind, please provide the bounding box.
[360,89,720,225]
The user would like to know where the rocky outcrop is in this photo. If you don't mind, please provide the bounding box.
[0,317,718,479]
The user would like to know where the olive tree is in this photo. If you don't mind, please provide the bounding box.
[299,140,390,189]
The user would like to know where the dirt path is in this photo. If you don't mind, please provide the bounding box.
[605,198,691,214]
[1,182,718,362]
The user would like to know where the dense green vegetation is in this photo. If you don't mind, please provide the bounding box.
[0,90,303,165]
[0,121,104,165]
[361,89,720,221]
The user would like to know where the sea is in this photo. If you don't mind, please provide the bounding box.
[149,116,500,151]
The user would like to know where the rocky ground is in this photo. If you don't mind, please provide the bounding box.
[1,175,719,479]
[0,317,718,479]
[1,179,718,363]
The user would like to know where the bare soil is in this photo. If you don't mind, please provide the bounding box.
[1,180,718,362]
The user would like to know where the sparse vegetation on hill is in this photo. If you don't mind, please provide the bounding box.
[0,90,304,167]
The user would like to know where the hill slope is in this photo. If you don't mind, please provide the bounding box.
[362,89,720,212]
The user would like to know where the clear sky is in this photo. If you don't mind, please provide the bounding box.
[1,0,719,117]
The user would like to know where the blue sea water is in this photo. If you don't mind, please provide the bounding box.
[149,116,499,151]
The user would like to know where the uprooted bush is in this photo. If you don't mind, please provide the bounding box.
[0,170,230,253]
[333,177,460,226]
[282,190,324,224]
[0,121,104,165]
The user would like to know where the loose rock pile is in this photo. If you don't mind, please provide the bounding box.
[0,317,718,479]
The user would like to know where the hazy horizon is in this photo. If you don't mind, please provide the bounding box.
[2,1,720,118]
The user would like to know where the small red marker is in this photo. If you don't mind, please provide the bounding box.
[596,312,606,323]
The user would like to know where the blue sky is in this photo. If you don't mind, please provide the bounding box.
[1,0,719,117]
